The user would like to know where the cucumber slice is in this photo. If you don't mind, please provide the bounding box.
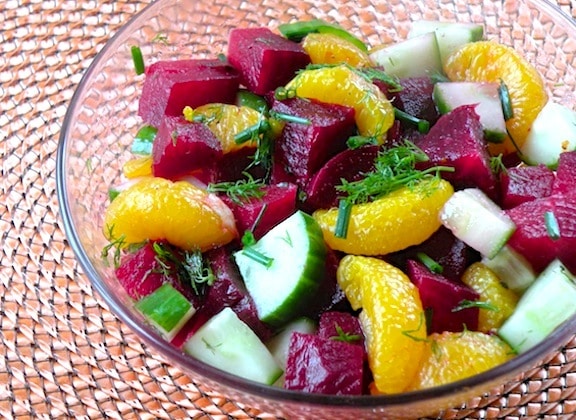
[520,101,576,168]
[234,210,327,327]
[369,32,442,78]
[481,245,537,294]
[408,20,484,63]
[439,188,516,259]
[183,307,283,384]
[135,283,196,341]
[433,82,507,143]
[498,259,576,353]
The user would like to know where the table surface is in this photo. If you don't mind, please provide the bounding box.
[2,0,576,418]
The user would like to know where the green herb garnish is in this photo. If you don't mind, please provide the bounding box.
[452,300,499,312]
[499,80,514,121]
[207,173,266,205]
[417,252,443,274]
[394,107,430,134]
[545,210,561,241]
[330,325,361,343]
[130,45,145,75]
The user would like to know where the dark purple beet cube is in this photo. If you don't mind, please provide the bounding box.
[221,183,298,240]
[152,117,222,181]
[416,105,497,199]
[380,77,440,125]
[384,226,480,283]
[500,164,554,209]
[317,312,364,347]
[553,151,576,195]
[284,332,364,395]
[227,27,310,95]
[304,145,379,211]
[506,193,576,274]
[271,97,356,188]
[138,59,239,128]
[115,241,200,306]
[407,260,480,334]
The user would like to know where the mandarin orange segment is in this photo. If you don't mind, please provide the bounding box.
[408,331,514,391]
[103,177,237,251]
[122,155,153,179]
[461,262,519,333]
[285,64,394,143]
[444,41,548,154]
[187,104,261,154]
[337,255,426,394]
[302,32,371,67]
[313,178,454,255]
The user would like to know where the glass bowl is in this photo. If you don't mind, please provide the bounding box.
[56,0,576,418]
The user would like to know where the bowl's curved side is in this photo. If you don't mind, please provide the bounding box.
[56,0,576,417]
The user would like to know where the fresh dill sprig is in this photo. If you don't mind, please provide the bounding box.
[333,142,454,238]
[336,142,451,205]
[101,224,126,268]
[207,173,266,205]
[329,325,361,343]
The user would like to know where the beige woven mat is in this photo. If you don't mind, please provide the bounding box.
[2,0,576,418]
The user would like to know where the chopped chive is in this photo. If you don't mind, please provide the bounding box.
[269,110,311,125]
[131,45,145,75]
[234,119,270,144]
[545,211,561,240]
[243,247,274,268]
[394,107,430,134]
[417,252,443,274]
[499,81,514,120]
[452,299,499,312]
[334,199,352,239]
[346,135,378,149]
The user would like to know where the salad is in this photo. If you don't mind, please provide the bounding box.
[102,17,576,395]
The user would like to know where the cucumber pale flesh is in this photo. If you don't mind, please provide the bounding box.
[234,210,327,327]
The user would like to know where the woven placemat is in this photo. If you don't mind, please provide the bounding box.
[2,0,576,418]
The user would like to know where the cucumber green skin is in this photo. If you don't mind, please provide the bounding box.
[235,211,327,328]
[278,19,367,52]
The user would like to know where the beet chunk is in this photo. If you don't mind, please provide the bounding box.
[416,105,497,199]
[284,332,364,395]
[383,77,440,125]
[271,97,356,188]
[152,117,222,181]
[115,241,201,307]
[407,260,480,334]
[227,28,310,95]
[317,311,365,347]
[304,145,379,211]
[500,164,554,209]
[552,151,576,195]
[221,183,298,240]
[138,59,239,128]
[506,193,576,274]
[385,226,480,282]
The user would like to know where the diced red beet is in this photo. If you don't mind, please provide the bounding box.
[415,105,498,199]
[552,151,576,195]
[317,312,364,346]
[138,59,239,128]
[174,247,274,344]
[227,28,310,95]
[304,145,379,211]
[221,183,298,240]
[115,241,201,306]
[271,97,356,188]
[378,77,440,125]
[214,147,266,183]
[301,249,351,318]
[152,117,222,181]
[505,193,576,273]
[407,260,480,334]
[284,332,364,395]
[500,164,554,209]
[384,226,480,282]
